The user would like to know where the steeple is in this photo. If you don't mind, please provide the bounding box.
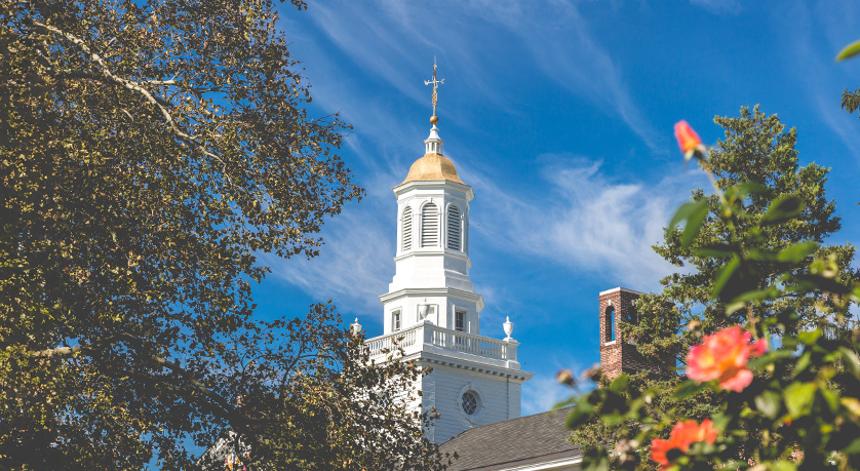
[364,61,531,444]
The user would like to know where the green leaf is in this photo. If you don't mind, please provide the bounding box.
[731,286,779,304]
[784,382,816,418]
[797,330,821,346]
[820,388,839,414]
[746,248,779,262]
[793,352,811,377]
[776,241,819,263]
[768,461,798,471]
[843,437,860,455]
[712,255,741,299]
[669,201,698,229]
[727,286,780,314]
[836,39,860,61]
[600,411,626,427]
[709,412,730,432]
[791,274,853,294]
[683,202,709,247]
[725,181,767,200]
[566,399,595,428]
[754,390,781,418]
[839,347,860,377]
[725,302,745,315]
[761,195,803,225]
[748,349,794,369]
[608,374,630,393]
[669,200,709,248]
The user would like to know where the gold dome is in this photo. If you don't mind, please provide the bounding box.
[402,152,464,185]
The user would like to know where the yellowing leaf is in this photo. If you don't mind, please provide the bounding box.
[836,39,860,61]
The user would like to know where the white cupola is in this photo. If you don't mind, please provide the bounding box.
[383,115,476,334]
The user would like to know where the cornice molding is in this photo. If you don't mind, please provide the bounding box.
[379,287,484,310]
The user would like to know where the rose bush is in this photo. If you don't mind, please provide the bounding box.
[563,120,860,470]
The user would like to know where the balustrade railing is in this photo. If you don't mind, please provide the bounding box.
[365,326,418,353]
[366,322,517,362]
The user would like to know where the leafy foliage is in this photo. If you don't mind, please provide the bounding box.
[566,108,860,470]
[841,90,860,117]
[0,1,445,469]
[629,107,853,365]
[193,305,448,471]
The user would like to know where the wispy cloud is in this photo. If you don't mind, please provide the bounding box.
[293,0,661,152]
[467,156,694,290]
[814,94,860,159]
[463,1,664,152]
[776,0,860,163]
[264,206,394,316]
[305,3,425,105]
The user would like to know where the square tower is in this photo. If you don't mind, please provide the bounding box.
[598,287,643,379]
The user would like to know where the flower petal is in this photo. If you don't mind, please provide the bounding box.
[750,338,768,357]
[719,368,753,392]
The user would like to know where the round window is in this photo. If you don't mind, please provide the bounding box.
[461,390,479,415]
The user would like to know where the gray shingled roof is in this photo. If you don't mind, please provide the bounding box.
[439,407,580,470]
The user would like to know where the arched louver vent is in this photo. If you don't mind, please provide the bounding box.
[401,207,413,251]
[447,205,461,251]
[421,203,439,247]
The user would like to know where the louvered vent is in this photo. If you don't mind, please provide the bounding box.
[401,207,412,251]
[421,203,438,247]
[447,205,461,251]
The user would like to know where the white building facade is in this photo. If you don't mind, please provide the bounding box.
[364,114,532,444]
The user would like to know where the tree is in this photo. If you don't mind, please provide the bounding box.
[193,305,447,471]
[627,107,854,362]
[1,1,444,468]
[566,107,860,469]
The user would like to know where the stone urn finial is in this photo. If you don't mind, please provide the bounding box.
[350,317,362,336]
[503,315,514,341]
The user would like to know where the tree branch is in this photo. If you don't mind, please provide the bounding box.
[32,20,232,182]
[30,345,80,358]
[34,22,188,138]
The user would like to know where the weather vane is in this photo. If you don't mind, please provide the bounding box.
[424,58,445,125]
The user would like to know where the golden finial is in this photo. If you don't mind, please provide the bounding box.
[424,58,445,125]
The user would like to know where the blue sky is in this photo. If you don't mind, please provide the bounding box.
[251,0,860,415]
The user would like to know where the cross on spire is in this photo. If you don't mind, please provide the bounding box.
[424,59,445,125]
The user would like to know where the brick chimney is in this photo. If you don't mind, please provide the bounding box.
[598,287,642,380]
